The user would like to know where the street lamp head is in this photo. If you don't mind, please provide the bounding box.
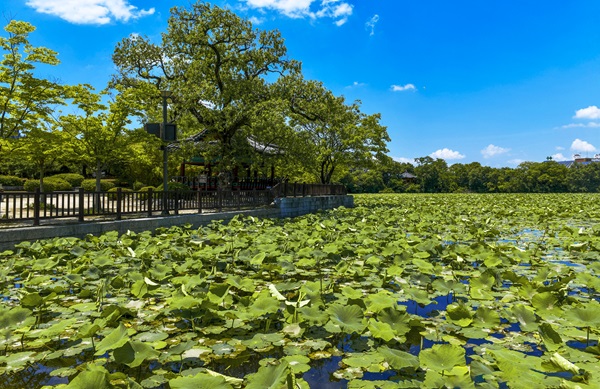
[161,90,172,98]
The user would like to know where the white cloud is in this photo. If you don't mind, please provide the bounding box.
[392,156,413,164]
[574,105,600,120]
[366,14,379,36]
[26,0,154,24]
[559,122,600,129]
[391,84,416,92]
[245,0,352,25]
[430,148,465,160]
[556,146,565,150]
[249,16,264,25]
[571,138,596,152]
[481,144,510,159]
[345,81,366,88]
[508,159,525,166]
[551,153,567,161]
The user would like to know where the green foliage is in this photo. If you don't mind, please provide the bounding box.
[156,182,191,192]
[112,1,298,172]
[81,179,115,192]
[23,177,71,192]
[107,187,134,200]
[2,193,600,387]
[48,173,84,187]
[137,186,156,201]
[0,175,24,186]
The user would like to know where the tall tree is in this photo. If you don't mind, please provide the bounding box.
[111,1,298,175]
[0,20,64,159]
[286,77,389,184]
[60,85,137,191]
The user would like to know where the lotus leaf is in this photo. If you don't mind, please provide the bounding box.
[326,304,366,334]
[377,346,419,370]
[65,365,112,389]
[419,344,466,373]
[169,373,233,389]
[245,361,291,389]
[113,340,160,367]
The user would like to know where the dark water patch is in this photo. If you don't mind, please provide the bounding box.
[303,356,347,389]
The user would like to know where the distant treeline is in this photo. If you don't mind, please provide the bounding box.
[340,156,600,193]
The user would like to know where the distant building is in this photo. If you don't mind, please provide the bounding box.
[556,154,600,168]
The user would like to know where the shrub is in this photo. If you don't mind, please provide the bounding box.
[156,182,191,192]
[133,181,146,191]
[379,187,395,194]
[48,173,85,187]
[82,179,116,192]
[107,187,134,201]
[24,178,72,193]
[138,186,156,201]
[0,175,25,186]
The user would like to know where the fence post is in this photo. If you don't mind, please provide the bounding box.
[116,188,122,220]
[197,187,203,214]
[174,191,179,215]
[218,190,223,212]
[33,188,40,226]
[147,189,153,217]
[283,181,288,197]
[77,188,84,222]
[293,182,297,197]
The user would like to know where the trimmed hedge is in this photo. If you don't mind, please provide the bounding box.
[81,179,116,192]
[24,178,72,193]
[156,182,191,192]
[138,186,156,201]
[107,187,134,201]
[48,173,85,187]
[0,175,25,186]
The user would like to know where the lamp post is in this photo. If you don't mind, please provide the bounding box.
[161,90,172,215]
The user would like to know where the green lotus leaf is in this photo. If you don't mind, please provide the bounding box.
[212,343,235,356]
[226,275,255,292]
[469,271,495,300]
[423,366,474,389]
[282,355,311,374]
[245,361,291,389]
[2,351,36,372]
[20,292,44,308]
[94,323,130,356]
[377,346,419,370]
[347,380,403,389]
[542,352,581,375]
[412,257,434,274]
[242,333,284,351]
[490,348,559,385]
[251,252,266,266]
[170,373,233,389]
[343,352,384,369]
[131,279,149,298]
[472,306,500,328]
[113,340,159,368]
[326,304,366,334]
[531,292,562,319]
[297,305,328,325]
[539,323,563,352]
[419,344,466,372]
[511,304,538,332]
[365,290,398,313]
[140,374,168,388]
[341,286,364,300]
[65,364,111,389]
[367,318,395,342]
[0,307,33,329]
[405,287,432,305]
[247,290,280,318]
[446,303,473,327]
[377,307,411,336]
[483,254,503,268]
[563,302,600,327]
[167,295,203,310]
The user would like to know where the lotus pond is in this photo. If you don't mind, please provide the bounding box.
[1,193,600,388]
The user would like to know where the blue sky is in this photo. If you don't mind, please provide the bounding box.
[4,0,600,167]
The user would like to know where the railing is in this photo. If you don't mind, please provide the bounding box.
[0,183,347,226]
[271,182,347,198]
[171,176,278,191]
[0,188,274,226]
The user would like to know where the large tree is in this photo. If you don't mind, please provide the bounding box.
[285,77,389,184]
[111,1,298,174]
[59,85,138,191]
[0,20,64,160]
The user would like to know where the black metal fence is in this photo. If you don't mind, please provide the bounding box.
[0,183,346,226]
